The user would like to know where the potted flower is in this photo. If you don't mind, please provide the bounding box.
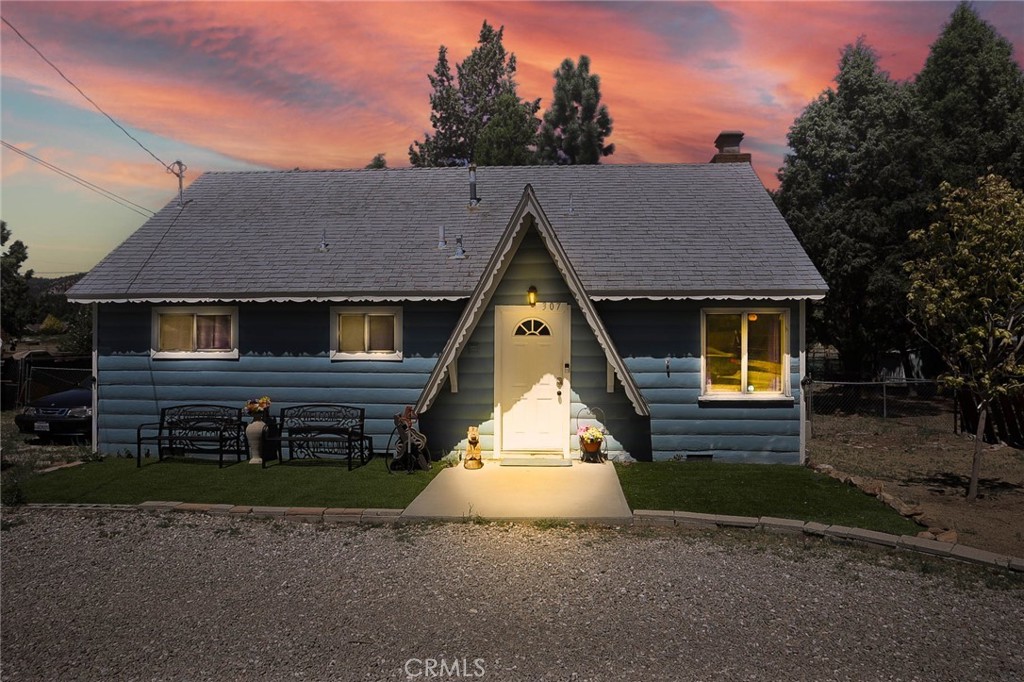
[245,396,271,420]
[578,425,604,461]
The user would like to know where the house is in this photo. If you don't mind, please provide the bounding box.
[68,132,827,463]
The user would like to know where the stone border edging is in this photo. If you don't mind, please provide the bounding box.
[14,502,1023,573]
[633,509,1024,572]
[136,501,404,524]
[808,463,950,533]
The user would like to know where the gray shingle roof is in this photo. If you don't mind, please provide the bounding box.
[68,163,827,301]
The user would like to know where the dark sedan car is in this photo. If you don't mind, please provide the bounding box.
[14,379,93,443]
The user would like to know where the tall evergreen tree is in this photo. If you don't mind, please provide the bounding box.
[409,46,465,167]
[365,153,387,170]
[473,91,540,166]
[775,39,930,377]
[409,22,538,167]
[1,221,34,337]
[536,55,614,164]
[915,2,1024,189]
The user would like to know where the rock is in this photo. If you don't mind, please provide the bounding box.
[896,502,921,517]
[917,531,937,540]
[863,481,884,496]
[935,529,959,544]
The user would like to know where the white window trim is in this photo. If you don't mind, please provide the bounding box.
[151,306,239,360]
[700,307,791,400]
[330,306,403,361]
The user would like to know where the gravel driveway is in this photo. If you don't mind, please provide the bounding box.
[2,508,1022,681]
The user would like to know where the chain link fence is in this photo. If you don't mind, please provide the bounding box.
[805,379,956,439]
[23,367,92,404]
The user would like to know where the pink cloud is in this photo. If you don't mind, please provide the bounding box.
[3,0,1021,197]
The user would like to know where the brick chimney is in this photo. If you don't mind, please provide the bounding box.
[710,130,751,163]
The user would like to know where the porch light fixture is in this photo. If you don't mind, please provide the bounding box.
[527,285,538,307]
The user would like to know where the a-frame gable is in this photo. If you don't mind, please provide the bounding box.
[416,185,650,417]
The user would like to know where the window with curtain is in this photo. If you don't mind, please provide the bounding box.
[332,307,403,360]
[703,310,786,396]
[153,307,237,358]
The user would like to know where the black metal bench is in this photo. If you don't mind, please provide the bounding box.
[136,404,247,468]
[269,404,373,470]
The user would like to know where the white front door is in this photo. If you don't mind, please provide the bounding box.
[495,304,571,456]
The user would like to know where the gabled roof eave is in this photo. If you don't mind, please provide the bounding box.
[416,185,650,417]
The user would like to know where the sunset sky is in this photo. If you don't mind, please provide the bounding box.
[2,1,1021,277]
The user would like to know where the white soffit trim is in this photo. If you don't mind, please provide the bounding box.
[415,184,651,417]
[70,293,825,304]
[593,293,827,301]
[67,294,470,304]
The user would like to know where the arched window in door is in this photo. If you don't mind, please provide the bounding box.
[514,319,551,336]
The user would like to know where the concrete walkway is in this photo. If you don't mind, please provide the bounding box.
[402,460,633,521]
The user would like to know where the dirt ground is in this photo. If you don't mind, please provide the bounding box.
[807,410,1024,559]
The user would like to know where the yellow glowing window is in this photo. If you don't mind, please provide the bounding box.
[158,313,232,352]
[333,307,403,360]
[339,314,395,352]
[704,311,785,395]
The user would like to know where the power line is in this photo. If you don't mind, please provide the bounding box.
[1,16,176,175]
[2,140,156,218]
[124,203,188,295]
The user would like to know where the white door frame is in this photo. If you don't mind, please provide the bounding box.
[494,304,571,459]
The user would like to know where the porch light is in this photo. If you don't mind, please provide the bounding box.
[527,286,538,307]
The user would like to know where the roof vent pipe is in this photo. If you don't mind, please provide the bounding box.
[450,235,467,260]
[468,165,480,206]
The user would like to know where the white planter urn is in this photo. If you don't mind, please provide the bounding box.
[246,416,267,465]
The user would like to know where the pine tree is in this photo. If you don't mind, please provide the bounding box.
[474,91,540,166]
[409,46,465,167]
[1,221,34,337]
[915,2,1024,189]
[536,55,614,165]
[409,22,537,167]
[775,39,930,377]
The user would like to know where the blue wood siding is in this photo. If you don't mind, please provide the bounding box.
[94,301,461,454]
[597,300,803,463]
[422,226,647,459]
[94,233,805,465]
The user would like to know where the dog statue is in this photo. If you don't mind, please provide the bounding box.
[464,425,483,469]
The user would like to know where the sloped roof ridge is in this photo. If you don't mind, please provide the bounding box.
[200,161,739,176]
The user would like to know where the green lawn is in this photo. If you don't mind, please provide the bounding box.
[19,457,440,509]
[616,461,921,535]
[8,432,919,536]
